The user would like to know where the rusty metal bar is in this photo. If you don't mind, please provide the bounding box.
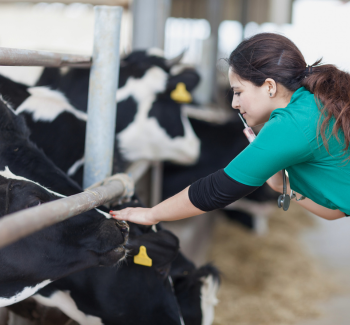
[0,180,124,250]
[0,47,91,67]
[0,160,150,250]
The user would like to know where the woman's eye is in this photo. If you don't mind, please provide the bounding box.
[26,200,42,208]
[234,92,241,96]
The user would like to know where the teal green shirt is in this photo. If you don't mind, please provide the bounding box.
[224,87,350,215]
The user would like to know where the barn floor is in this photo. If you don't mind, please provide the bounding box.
[296,214,350,325]
[166,202,350,325]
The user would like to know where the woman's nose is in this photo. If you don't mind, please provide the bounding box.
[231,97,240,110]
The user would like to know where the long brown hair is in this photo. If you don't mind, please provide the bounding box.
[228,32,350,153]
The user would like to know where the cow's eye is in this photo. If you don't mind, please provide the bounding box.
[26,200,42,208]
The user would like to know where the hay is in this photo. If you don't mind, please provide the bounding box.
[208,203,338,325]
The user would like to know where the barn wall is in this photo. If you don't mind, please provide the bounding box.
[171,0,292,25]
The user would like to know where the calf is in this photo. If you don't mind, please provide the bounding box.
[0,96,128,307]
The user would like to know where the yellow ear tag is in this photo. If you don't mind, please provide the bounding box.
[170,82,192,103]
[134,246,152,267]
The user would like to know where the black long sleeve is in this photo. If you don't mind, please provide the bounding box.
[188,169,259,212]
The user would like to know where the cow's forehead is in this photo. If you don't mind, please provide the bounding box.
[123,51,166,66]
[0,167,64,198]
[0,167,112,219]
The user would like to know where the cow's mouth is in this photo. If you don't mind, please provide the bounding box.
[117,221,130,246]
[99,245,127,266]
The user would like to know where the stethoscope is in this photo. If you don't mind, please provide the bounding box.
[238,113,305,211]
[277,169,306,211]
[277,169,290,211]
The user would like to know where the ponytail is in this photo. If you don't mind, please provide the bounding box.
[301,61,350,152]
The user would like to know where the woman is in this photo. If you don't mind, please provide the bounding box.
[110,33,349,225]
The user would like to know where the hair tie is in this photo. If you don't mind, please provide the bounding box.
[305,64,313,75]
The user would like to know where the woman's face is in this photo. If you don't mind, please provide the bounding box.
[228,69,275,127]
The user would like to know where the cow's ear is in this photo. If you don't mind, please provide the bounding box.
[167,69,201,92]
[126,230,179,268]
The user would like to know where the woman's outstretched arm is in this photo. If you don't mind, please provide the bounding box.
[110,186,204,225]
[110,169,258,225]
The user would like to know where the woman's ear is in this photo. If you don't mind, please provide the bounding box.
[264,78,277,98]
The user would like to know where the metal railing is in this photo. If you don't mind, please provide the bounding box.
[0,5,142,250]
[0,47,92,67]
[0,160,151,250]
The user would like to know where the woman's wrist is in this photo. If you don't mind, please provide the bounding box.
[148,208,159,224]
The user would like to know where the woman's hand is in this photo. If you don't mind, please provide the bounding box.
[109,207,158,226]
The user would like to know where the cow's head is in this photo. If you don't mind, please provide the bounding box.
[116,50,201,165]
[0,168,128,308]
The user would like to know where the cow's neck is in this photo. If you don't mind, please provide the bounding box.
[0,280,51,307]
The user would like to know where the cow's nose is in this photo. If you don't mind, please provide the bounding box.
[116,220,129,242]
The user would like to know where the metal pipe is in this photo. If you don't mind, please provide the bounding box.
[0,180,124,250]
[0,160,149,250]
[150,161,163,207]
[83,6,123,189]
[0,47,91,67]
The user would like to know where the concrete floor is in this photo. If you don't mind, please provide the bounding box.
[297,214,350,325]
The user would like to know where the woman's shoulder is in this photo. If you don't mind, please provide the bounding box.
[269,87,319,142]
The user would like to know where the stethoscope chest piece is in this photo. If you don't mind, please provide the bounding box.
[278,193,290,211]
[277,169,290,211]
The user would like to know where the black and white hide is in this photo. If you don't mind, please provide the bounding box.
[0,97,128,307]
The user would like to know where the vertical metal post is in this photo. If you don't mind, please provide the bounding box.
[132,0,171,50]
[206,0,222,103]
[83,6,123,189]
[150,161,163,207]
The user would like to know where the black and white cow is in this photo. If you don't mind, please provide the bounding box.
[0,96,128,307]
[1,50,200,183]
[7,223,220,325]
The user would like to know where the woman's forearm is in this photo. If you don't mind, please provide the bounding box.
[296,196,345,220]
[150,186,205,223]
[110,186,205,225]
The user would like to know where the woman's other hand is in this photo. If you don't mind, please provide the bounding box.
[266,170,288,193]
[109,208,158,226]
